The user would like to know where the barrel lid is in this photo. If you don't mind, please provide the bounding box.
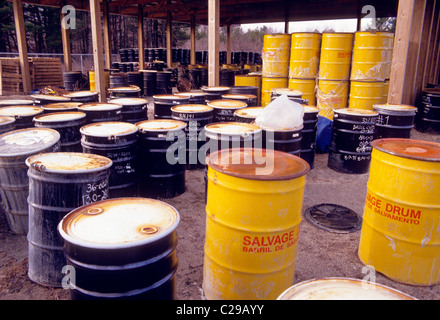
[222,94,257,100]
[153,94,189,101]
[77,102,122,111]
[63,91,98,98]
[0,128,60,157]
[136,119,187,132]
[303,105,319,113]
[0,99,34,107]
[234,107,265,118]
[205,122,261,135]
[0,105,43,117]
[206,148,309,181]
[41,102,82,111]
[108,86,141,92]
[80,121,138,137]
[207,99,248,109]
[271,88,303,97]
[371,138,440,162]
[26,152,112,173]
[277,278,415,300]
[108,98,148,105]
[31,94,71,102]
[171,104,213,113]
[373,103,417,114]
[334,108,378,117]
[201,86,230,92]
[58,198,179,249]
[423,88,440,95]
[33,111,86,122]
[0,116,15,125]
[177,92,207,98]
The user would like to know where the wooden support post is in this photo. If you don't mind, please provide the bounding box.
[166,11,172,69]
[190,15,196,65]
[422,0,439,87]
[89,0,106,101]
[208,0,220,86]
[388,0,425,105]
[138,4,145,70]
[60,1,72,72]
[226,24,231,65]
[12,0,32,94]
[103,0,112,70]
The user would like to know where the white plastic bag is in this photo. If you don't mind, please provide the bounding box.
[255,94,304,130]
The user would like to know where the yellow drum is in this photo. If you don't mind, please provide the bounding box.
[319,33,354,80]
[359,138,440,286]
[262,34,291,78]
[289,33,321,79]
[288,78,316,105]
[235,73,262,104]
[316,79,348,119]
[351,31,394,81]
[203,148,310,300]
[89,70,110,91]
[349,80,385,110]
[261,77,287,107]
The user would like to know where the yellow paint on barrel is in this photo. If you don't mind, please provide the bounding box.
[289,33,321,79]
[359,138,440,286]
[288,78,316,106]
[261,77,288,107]
[319,32,354,80]
[348,80,385,110]
[203,148,309,300]
[316,79,348,119]
[262,34,291,78]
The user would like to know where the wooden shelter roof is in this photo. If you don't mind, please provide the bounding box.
[19,0,398,25]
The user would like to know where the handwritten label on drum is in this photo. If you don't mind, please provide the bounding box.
[82,179,109,205]
[365,191,421,225]
[242,228,299,253]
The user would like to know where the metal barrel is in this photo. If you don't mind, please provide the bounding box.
[219,69,235,87]
[26,152,112,287]
[33,112,87,152]
[63,90,99,103]
[373,104,417,139]
[350,31,394,81]
[261,77,288,107]
[300,106,319,169]
[153,94,189,120]
[0,99,34,108]
[127,71,143,95]
[348,80,385,110]
[177,91,208,104]
[141,70,157,97]
[171,104,214,170]
[258,124,303,157]
[416,88,440,134]
[316,79,349,119]
[203,148,309,299]
[0,105,44,129]
[207,99,248,123]
[328,108,378,174]
[80,122,139,198]
[77,103,122,124]
[63,71,82,91]
[229,83,261,106]
[358,138,440,285]
[108,86,141,99]
[289,32,321,79]
[108,98,148,124]
[0,128,60,234]
[201,86,230,102]
[156,71,173,95]
[31,94,71,107]
[288,78,317,106]
[222,93,257,107]
[262,34,291,78]
[109,73,128,89]
[136,119,187,199]
[41,102,82,113]
[233,106,264,123]
[58,197,179,300]
[0,116,16,134]
[271,87,308,104]
[319,32,354,80]
[277,278,415,300]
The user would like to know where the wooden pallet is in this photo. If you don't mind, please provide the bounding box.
[0,57,62,95]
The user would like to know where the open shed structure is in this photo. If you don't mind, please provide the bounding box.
[7,0,440,106]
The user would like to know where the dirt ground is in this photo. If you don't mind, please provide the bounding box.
[1,96,440,300]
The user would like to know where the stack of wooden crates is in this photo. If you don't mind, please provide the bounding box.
[0,57,63,95]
